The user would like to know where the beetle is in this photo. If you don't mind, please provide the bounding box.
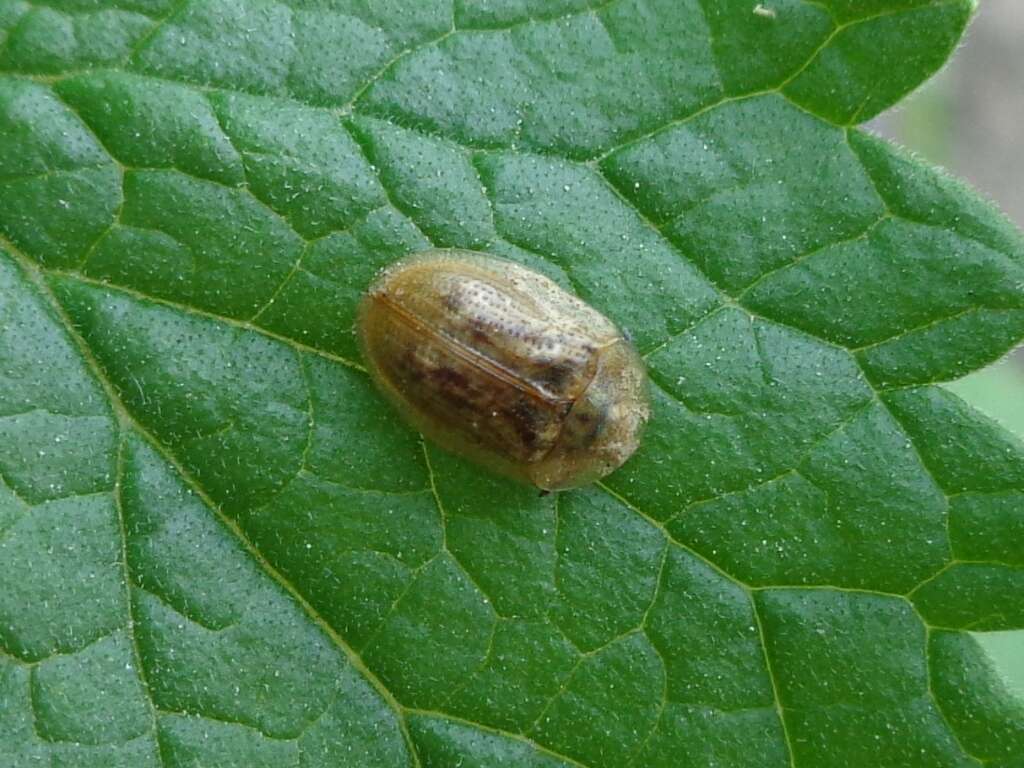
[357,249,649,490]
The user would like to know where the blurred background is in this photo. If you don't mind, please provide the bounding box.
[871,0,1024,437]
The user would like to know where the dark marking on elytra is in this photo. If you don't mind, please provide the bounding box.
[507,398,542,448]
[536,361,575,391]
[429,365,470,391]
[443,291,463,312]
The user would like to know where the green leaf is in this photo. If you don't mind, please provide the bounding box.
[1,1,1022,766]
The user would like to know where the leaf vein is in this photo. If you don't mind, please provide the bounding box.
[4,244,420,768]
